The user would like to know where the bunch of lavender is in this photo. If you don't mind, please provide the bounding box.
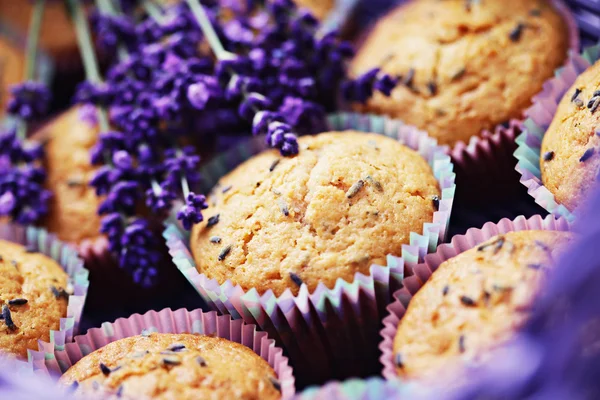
[71,0,395,285]
[0,0,52,224]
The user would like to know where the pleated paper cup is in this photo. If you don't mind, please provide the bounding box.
[351,0,579,204]
[30,307,295,399]
[0,223,88,362]
[379,214,572,379]
[514,43,600,223]
[164,112,455,386]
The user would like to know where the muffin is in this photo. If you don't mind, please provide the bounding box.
[392,230,574,379]
[0,36,25,120]
[59,332,282,399]
[352,0,570,146]
[0,2,77,64]
[0,239,70,358]
[294,0,334,20]
[190,131,440,296]
[37,107,102,244]
[540,59,600,212]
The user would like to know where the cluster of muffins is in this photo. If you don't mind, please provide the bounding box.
[1,0,599,398]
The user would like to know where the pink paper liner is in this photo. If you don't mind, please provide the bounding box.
[165,112,456,385]
[379,214,572,380]
[444,0,579,186]
[29,307,296,399]
[0,223,89,362]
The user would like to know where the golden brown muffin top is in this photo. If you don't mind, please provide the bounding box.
[294,0,334,20]
[191,131,440,296]
[0,239,69,359]
[0,37,25,120]
[37,107,103,244]
[541,59,600,212]
[0,2,77,58]
[352,0,570,145]
[60,333,281,400]
[393,230,574,380]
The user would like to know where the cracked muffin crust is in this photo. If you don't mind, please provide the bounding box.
[0,240,69,359]
[190,131,440,296]
[392,230,574,380]
[541,60,600,212]
[60,333,281,400]
[352,0,570,145]
[38,107,103,244]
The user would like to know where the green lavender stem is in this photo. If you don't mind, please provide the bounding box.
[25,0,45,80]
[17,0,46,140]
[185,0,234,60]
[67,0,110,132]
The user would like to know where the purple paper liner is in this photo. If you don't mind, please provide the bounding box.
[379,214,572,380]
[30,307,295,399]
[514,43,600,223]
[0,223,89,362]
[164,112,456,385]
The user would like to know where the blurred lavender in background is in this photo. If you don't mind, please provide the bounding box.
[0,357,73,400]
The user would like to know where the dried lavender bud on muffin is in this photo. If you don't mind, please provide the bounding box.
[0,37,25,119]
[37,107,102,244]
[393,230,574,380]
[0,2,78,63]
[352,0,570,146]
[191,131,440,296]
[540,60,600,212]
[294,0,334,20]
[60,333,282,400]
[0,240,69,359]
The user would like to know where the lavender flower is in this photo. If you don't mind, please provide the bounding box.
[177,192,208,230]
[6,81,51,121]
[0,129,51,224]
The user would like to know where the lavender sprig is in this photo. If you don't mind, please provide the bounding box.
[0,0,51,224]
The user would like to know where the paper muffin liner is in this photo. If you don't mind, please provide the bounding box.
[29,307,296,399]
[379,214,572,380]
[514,43,600,223]
[0,223,89,362]
[164,112,455,385]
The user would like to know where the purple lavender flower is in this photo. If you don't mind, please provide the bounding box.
[145,186,176,214]
[118,218,160,287]
[0,129,51,223]
[91,12,137,51]
[177,192,208,230]
[7,81,51,121]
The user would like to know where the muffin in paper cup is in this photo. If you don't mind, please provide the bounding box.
[514,43,600,223]
[29,307,295,399]
[379,214,572,380]
[163,112,455,385]
[351,0,579,202]
[0,223,89,362]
